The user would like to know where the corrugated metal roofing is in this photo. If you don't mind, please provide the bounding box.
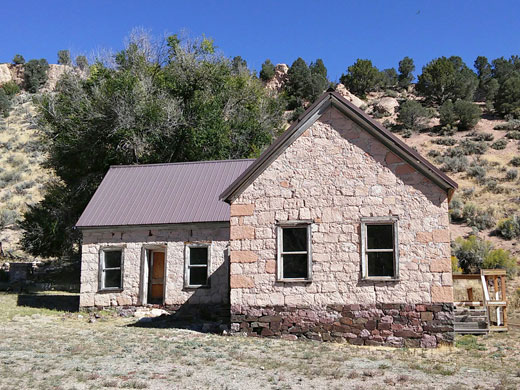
[76,159,254,228]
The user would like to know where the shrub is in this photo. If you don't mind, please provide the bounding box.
[483,249,518,277]
[449,197,464,221]
[0,209,18,228]
[452,256,463,273]
[510,156,520,167]
[12,54,25,65]
[452,235,492,274]
[75,55,89,71]
[472,132,494,142]
[442,156,468,172]
[506,168,518,181]
[462,203,495,230]
[439,99,457,126]
[24,59,49,93]
[496,216,520,239]
[0,89,10,117]
[433,137,457,146]
[1,81,20,97]
[57,49,71,65]
[494,120,520,130]
[454,100,481,130]
[491,138,508,150]
[259,59,275,82]
[397,100,430,131]
[467,164,486,181]
[459,140,488,155]
[505,130,520,140]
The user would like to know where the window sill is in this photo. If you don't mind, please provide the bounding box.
[184,285,211,289]
[362,277,400,282]
[277,278,312,284]
[97,288,124,293]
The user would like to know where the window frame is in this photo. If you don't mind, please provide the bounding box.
[276,220,313,282]
[360,216,399,281]
[98,247,124,292]
[184,242,211,288]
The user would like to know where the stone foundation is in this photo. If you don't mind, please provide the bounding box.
[230,303,454,348]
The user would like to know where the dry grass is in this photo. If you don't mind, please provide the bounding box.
[0,292,519,390]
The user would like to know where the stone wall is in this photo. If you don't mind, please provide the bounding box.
[231,303,454,348]
[228,105,454,340]
[80,224,229,307]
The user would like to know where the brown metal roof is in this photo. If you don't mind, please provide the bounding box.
[76,159,254,228]
[220,89,457,203]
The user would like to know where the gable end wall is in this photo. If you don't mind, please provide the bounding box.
[228,106,454,346]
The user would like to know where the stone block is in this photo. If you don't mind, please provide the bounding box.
[432,229,450,243]
[416,231,433,243]
[230,226,255,240]
[230,204,254,216]
[230,251,258,263]
[265,260,276,274]
[430,258,451,272]
[230,275,254,289]
[420,312,434,321]
[431,286,454,303]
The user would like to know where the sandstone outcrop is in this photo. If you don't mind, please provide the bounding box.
[265,64,289,92]
[335,83,365,108]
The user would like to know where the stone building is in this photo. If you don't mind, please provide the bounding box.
[77,90,457,347]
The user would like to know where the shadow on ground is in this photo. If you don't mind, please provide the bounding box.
[17,294,79,312]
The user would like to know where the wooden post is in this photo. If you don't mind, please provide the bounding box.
[500,275,507,327]
[467,287,474,302]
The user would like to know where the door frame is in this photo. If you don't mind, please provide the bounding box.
[139,245,167,305]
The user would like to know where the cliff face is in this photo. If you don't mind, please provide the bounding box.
[0,63,85,92]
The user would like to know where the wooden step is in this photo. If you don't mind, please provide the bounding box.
[454,327,489,334]
[454,321,487,329]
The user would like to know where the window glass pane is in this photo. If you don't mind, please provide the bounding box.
[282,227,307,252]
[104,250,121,268]
[367,252,394,277]
[367,224,393,249]
[190,247,208,265]
[282,254,308,279]
[189,266,208,286]
[104,269,122,288]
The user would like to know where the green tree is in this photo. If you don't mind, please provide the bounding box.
[454,100,481,130]
[340,59,380,97]
[439,99,456,126]
[309,58,330,99]
[24,59,49,93]
[12,54,25,65]
[495,73,520,118]
[416,56,478,105]
[285,57,312,108]
[398,56,415,88]
[231,56,248,74]
[380,68,398,89]
[57,50,71,65]
[75,55,89,70]
[259,59,275,81]
[397,100,430,131]
[21,33,284,257]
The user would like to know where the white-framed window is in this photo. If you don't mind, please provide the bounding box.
[184,243,211,288]
[361,217,399,280]
[99,248,124,291]
[276,221,312,281]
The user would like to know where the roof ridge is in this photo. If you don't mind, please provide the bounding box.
[110,158,256,169]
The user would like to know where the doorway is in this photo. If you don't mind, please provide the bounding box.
[140,249,166,305]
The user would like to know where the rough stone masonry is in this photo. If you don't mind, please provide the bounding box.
[228,105,454,347]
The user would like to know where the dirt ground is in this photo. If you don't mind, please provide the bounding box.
[0,293,519,390]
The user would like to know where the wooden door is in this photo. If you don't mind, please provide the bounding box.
[150,252,165,303]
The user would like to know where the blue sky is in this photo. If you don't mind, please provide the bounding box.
[1,1,519,81]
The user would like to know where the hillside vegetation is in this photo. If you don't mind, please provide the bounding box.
[0,32,518,276]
